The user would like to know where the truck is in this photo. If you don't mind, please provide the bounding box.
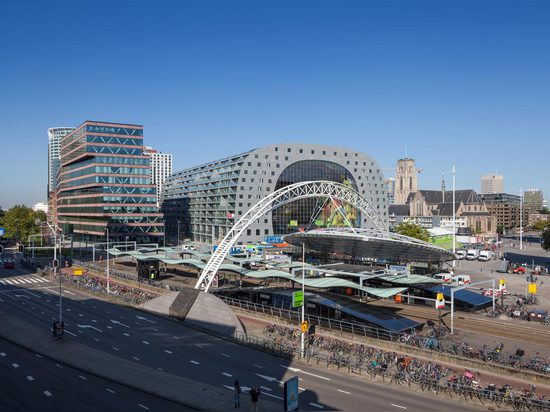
[455,250,467,260]
[466,249,479,260]
[478,250,492,262]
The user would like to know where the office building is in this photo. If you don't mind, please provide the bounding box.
[524,189,544,214]
[162,144,388,245]
[394,158,418,204]
[480,193,521,232]
[144,147,173,207]
[55,121,164,242]
[480,174,504,194]
[32,202,48,214]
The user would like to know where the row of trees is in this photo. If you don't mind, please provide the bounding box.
[0,205,47,244]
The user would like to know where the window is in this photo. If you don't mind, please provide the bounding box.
[285,156,288,161]
[299,149,303,153]
[247,162,251,166]
[275,147,279,152]
[241,178,246,182]
[311,150,315,154]
[264,229,269,235]
[287,148,291,153]
[256,229,260,236]
[246,229,251,236]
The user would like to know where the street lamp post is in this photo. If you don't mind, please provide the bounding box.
[46,222,63,325]
[177,220,181,246]
[452,165,456,268]
[520,188,523,251]
[301,243,306,358]
[106,228,110,294]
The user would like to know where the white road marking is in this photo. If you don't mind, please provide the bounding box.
[28,278,39,283]
[106,326,113,329]
[337,389,351,395]
[26,376,34,381]
[43,390,52,397]
[78,314,83,317]
[56,364,63,368]
[64,330,77,336]
[112,347,119,351]
[78,375,87,380]
[152,328,159,332]
[164,350,173,354]
[136,315,156,324]
[190,360,199,365]
[106,388,116,394]
[94,338,100,342]
[138,404,149,410]
[391,404,407,410]
[309,402,324,409]
[157,367,164,371]
[260,386,272,392]
[35,354,42,358]
[15,294,30,299]
[123,333,130,337]
[284,366,330,381]
[142,341,150,345]
[0,352,5,357]
[222,372,232,377]
[63,290,75,295]
[133,356,140,361]
[195,344,203,348]
[172,336,180,340]
[253,364,263,369]
[111,319,130,328]
[222,353,231,358]
[91,319,97,323]
[255,373,283,384]
[66,308,72,312]
[77,324,103,332]
[264,392,284,401]
[12,363,20,368]
[23,290,40,297]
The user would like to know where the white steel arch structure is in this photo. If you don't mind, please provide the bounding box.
[195,180,387,292]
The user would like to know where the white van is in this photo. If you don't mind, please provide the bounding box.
[478,250,492,262]
[433,273,453,283]
[466,249,479,260]
[455,250,467,260]
[451,274,471,286]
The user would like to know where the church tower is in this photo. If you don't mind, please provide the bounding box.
[395,158,418,204]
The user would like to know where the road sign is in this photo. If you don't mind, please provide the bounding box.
[52,258,59,268]
[292,291,304,308]
[73,268,83,276]
[528,283,537,294]
[301,320,308,333]
[435,292,445,309]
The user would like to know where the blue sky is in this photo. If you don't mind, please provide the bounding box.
[0,0,549,208]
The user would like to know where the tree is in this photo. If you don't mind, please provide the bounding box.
[540,207,550,215]
[532,220,550,231]
[1,205,46,243]
[394,221,430,242]
[543,226,550,251]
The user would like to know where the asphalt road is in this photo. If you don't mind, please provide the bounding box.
[0,259,483,411]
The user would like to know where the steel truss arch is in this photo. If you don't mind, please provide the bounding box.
[195,180,387,292]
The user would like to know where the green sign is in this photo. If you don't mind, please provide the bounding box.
[292,291,304,308]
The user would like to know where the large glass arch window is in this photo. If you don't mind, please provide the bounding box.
[272,160,360,235]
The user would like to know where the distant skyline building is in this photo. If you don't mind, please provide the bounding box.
[480,173,504,194]
[162,144,388,245]
[385,177,395,205]
[524,189,544,213]
[48,127,76,195]
[55,121,164,242]
[32,202,48,214]
[144,147,173,208]
[394,158,418,204]
[480,193,521,231]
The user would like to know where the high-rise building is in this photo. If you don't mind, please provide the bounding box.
[385,177,395,205]
[480,193,521,232]
[162,144,388,245]
[55,121,164,243]
[48,127,76,223]
[143,147,173,207]
[394,158,418,204]
[524,189,544,213]
[480,174,504,194]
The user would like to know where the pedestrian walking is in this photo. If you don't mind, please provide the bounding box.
[250,386,261,412]
[234,380,241,408]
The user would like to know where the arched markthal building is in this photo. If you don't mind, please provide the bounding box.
[162,144,389,245]
[284,228,456,263]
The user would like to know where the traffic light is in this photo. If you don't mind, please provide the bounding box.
[18,244,24,253]
[52,258,59,268]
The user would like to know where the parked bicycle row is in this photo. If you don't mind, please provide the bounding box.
[263,322,550,375]
[40,267,159,305]
[257,325,550,410]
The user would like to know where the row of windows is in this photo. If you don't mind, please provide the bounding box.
[86,135,143,146]
[86,125,143,136]
[58,206,158,214]
[62,166,150,181]
[88,145,143,155]
[247,159,380,171]
[60,176,151,188]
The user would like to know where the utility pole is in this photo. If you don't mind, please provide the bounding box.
[106,228,110,294]
[452,165,456,267]
[301,243,306,358]
[520,188,523,251]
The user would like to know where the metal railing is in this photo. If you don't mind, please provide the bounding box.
[220,296,415,341]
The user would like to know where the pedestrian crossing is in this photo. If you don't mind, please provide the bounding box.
[0,275,49,286]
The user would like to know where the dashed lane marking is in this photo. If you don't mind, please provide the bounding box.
[56,364,63,368]
[142,341,150,345]
[133,356,140,361]
[0,352,6,357]
[35,354,42,358]
[138,404,149,410]
[43,391,52,397]
[112,347,119,351]
[78,375,87,380]
[106,388,116,394]
[337,389,351,395]
[123,333,130,337]
[64,330,77,336]
[391,404,407,410]
[190,360,199,365]
[164,350,173,354]
[222,372,232,377]
[12,363,20,368]
[309,402,324,409]
[222,353,231,358]
[26,376,34,381]
[253,364,263,369]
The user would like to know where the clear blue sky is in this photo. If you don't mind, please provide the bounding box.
[1,0,549,208]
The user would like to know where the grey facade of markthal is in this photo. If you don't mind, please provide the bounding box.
[161,143,389,245]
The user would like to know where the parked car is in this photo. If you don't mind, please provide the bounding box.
[455,250,467,260]
[3,259,15,269]
[466,249,479,260]
[478,251,493,262]
[451,274,471,286]
[433,273,453,283]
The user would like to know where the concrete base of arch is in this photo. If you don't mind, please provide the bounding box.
[141,288,244,337]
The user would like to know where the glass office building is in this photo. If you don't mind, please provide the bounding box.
[56,121,164,242]
[162,144,387,245]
